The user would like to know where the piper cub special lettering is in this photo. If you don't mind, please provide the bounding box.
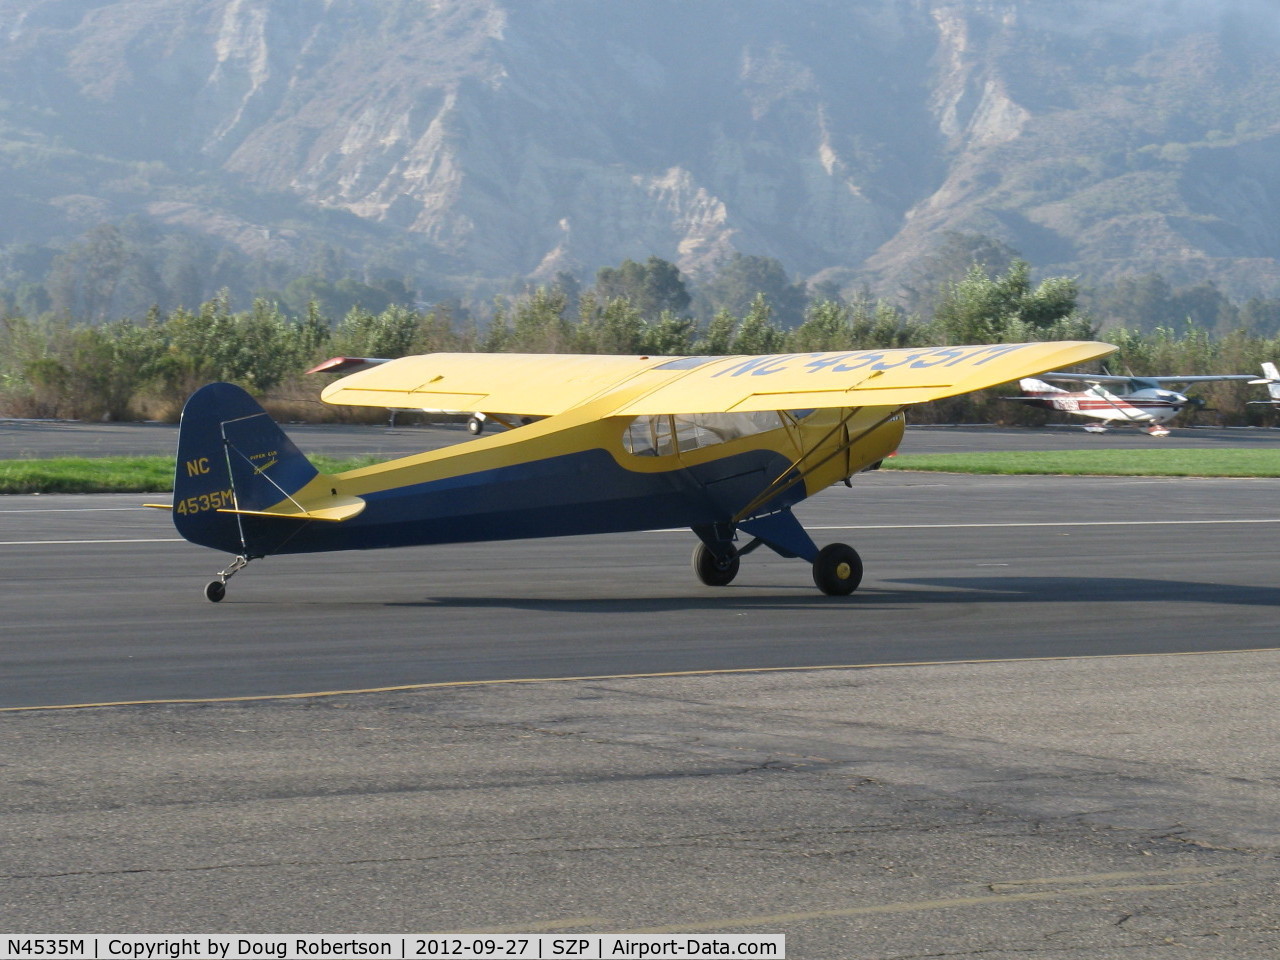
[153,341,1115,602]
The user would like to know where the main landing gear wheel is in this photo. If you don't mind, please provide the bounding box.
[812,543,863,596]
[692,542,740,586]
[204,580,226,603]
[467,417,485,435]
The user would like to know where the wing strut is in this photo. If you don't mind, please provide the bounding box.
[1090,384,1149,424]
[730,406,904,524]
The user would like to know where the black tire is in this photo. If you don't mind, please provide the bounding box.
[812,543,863,596]
[467,417,484,435]
[205,580,226,603]
[692,542,740,586]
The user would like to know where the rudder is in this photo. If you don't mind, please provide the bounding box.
[173,382,320,555]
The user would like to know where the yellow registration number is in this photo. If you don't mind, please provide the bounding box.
[175,488,235,515]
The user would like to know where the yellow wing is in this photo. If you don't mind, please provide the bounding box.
[320,353,662,416]
[320,342,1116,417]
[610,341,1116,415]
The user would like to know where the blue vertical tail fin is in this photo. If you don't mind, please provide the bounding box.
[173,382,320,555]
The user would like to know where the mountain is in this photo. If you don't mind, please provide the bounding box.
[2,0,1280,312]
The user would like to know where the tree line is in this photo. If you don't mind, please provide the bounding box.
[3,258,1279,427]
[12,223,1280,338]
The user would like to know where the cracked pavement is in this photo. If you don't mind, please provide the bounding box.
[3,653,1280,958]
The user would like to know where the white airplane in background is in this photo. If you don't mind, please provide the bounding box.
[1005,371,1262,436]
[1248,362,1280,406]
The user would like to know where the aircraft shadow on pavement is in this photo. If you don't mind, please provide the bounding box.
[386,575,1280,613]
[387,593,822,613]
[869,576,1280,607]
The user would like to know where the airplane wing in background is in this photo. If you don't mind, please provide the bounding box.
[1036,372,1259,386]
[1141,375,1261,384]
[1034,372,1137,385]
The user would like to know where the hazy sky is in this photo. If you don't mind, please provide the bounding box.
[1076,0,1279,29]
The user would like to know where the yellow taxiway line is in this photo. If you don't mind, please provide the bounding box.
[3,646,1279,713]
[436,867,1231,935]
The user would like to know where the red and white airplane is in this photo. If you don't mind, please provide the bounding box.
[1006,371,1260,436]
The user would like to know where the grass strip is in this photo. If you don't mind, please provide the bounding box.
[0,455,383,494]
[882,448,1280,476]
[3,448,1279,494]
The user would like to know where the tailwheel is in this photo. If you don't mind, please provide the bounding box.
[203,554,252,602]
[692,542,740,586]
[812,543,863,596]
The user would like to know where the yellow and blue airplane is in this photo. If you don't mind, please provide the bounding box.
[160,340,1114,601]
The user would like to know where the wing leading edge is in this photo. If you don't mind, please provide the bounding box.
[610,341,1115,415]
[320,341,1116,418]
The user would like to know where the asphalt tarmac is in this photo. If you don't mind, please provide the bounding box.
[3,422,1280,953]
[6,416,1280,459]
[4,474,1280,707]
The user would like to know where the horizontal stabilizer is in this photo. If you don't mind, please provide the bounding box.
[216,494,365,523]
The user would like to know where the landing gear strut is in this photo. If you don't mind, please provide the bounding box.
[691,513,864,596]
[204,554,252,603]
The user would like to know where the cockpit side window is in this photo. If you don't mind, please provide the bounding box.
[624,415,670,456]
[623,412,785,456]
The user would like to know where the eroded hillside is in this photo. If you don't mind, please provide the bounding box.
[2,0,1279,300]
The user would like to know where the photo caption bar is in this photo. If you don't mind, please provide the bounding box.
[2,936,785,960]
